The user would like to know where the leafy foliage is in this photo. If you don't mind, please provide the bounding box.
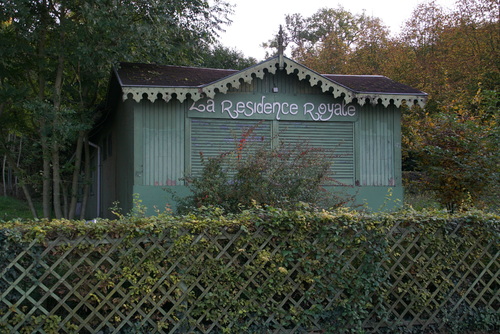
[404,88,499,211]
[1,206,388,333]
[195,44,258,70]
[0,0,233,219]
[0,207,498,333]
[272,0,498,108]
[177,124,352,213]
[397,1,499,212]
[265,6,390,74]
[268,1,499,213]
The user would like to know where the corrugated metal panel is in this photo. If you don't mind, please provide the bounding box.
[190,119,271,176]
[142,101,185,186]
[359,106,395,186]
[279,121,355,185]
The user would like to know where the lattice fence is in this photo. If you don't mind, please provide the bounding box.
[371,222,499,333]
[0,218,498,333]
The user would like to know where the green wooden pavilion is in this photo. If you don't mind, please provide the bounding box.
[87,54,427,218]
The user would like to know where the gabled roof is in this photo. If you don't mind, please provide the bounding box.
[115,56,427,108]
[117,63,238,87]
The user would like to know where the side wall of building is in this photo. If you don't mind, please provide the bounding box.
[86,98,137,219]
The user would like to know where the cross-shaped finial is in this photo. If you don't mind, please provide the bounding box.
[278,25,284,69]
[278,25,284,56]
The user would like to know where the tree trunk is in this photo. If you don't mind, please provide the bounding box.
[15,136,23,198]
[62,180,69,219]
[79,138,91,220]
[52,145,63,219]
[51,53,65,219]
[0,142,38,219]
[41,132,52,219]
[69,131,85,219]
[37,11,51,219]
[2,154,6,197]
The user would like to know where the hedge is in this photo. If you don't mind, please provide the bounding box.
[0,206,498,333]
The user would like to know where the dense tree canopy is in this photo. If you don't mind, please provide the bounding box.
[263,6,391,74]
[398,0,499,210]
[1,0,498,216]
[267,0,498,105]
[0,0,239,218]
[196,44,257,70]
[266,0,499,210]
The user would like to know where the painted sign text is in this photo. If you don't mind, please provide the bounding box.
[189,96,356,121]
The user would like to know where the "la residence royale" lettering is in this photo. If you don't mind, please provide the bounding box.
[189,96,356,121]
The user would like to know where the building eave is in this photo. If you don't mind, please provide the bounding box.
[119,56,428,108]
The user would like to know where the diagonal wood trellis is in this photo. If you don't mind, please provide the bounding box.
[0,220,498,333]
[365,222,499,333]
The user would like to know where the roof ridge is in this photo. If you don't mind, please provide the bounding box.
[323,74,386,78]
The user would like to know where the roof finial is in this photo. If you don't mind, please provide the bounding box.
[278,25,284,70]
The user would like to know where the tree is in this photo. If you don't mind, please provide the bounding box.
[384,0,499,211]
[263,1,499,211]
[398,0,451,102]
[342,16,391,75]
[0,0,232,219]
[391,0,499,108]
[443,0,499,100]
[263,7,391,75]
[404,88,499,211]
[285,7,363,72]
[196,44,257,70]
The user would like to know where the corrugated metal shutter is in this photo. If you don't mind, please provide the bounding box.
[190,119,271,176]
[143,102,185,186]
[278,121,355,185]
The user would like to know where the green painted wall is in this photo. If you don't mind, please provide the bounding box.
[92,98,137,218]
[358,104,402,187]
[133,185,403,216]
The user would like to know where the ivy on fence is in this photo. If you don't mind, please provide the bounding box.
[0,207,498,333]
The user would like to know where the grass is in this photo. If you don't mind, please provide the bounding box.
[0,196,40,221]
[404,190,442,211]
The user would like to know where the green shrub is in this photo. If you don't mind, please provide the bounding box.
[403,88,500,213]
[1,207,498,333]
[443,305,500,334]
[0,206,388,333]
[178,125,352,213]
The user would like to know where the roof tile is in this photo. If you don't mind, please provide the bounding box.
[115,62,425,95]
[117,62,237,87]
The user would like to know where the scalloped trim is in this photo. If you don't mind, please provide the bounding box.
[121,57,427,108]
